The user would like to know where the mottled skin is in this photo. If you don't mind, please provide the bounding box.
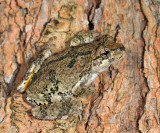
[24,33,125,120]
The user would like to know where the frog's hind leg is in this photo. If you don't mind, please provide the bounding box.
[17,49,52,92]
[68,30,100,47]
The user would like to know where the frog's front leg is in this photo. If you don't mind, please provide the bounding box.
[72,85,98,98]
[72,73,98,97]
[17,49,52,92]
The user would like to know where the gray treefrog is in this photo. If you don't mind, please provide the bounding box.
[17,31,125,120]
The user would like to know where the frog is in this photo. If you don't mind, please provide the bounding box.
[17,30,125,120]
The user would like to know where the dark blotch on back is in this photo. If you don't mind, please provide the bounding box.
[53,19,59,25]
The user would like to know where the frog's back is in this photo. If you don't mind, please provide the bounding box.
[27,43,97,96]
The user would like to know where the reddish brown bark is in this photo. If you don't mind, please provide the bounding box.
[0,0,159,132]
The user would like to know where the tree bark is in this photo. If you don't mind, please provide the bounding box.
[0,0,159,132]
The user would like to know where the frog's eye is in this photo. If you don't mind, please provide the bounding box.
[103,51,110,56]
[100,48,110,58]
[101,51,110,58]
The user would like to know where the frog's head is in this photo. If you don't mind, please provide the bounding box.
[92,41,125,73]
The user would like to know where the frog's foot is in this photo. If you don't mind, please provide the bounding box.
[100,34,114,43]
[17,49,52,92]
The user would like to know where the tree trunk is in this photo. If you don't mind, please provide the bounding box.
[0,0,159,132]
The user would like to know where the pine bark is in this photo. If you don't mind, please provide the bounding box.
[0,0,159,132]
